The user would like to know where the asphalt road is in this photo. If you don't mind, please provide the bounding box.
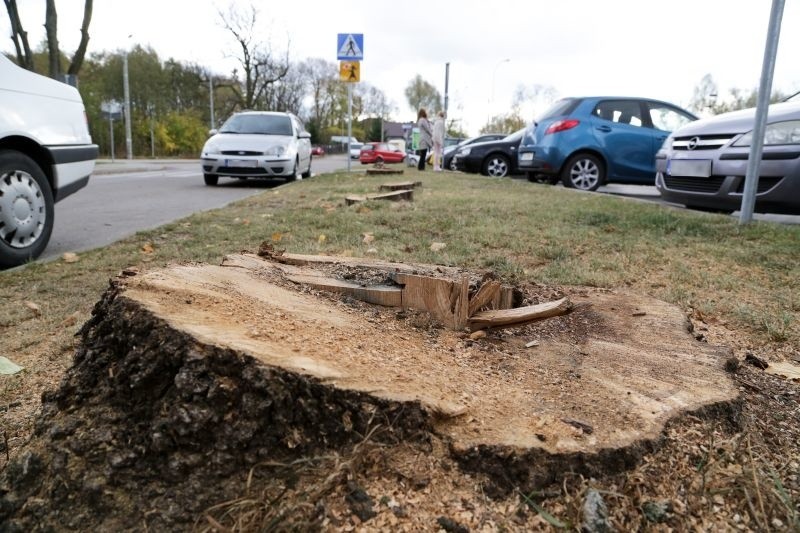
[43,155,352,262]
[39,155,798,264]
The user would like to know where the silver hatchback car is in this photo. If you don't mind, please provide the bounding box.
[655,98,800,214]
[201,111,312,185]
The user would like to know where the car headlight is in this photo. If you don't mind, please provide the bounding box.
[265,145,288,156]
[459,147,471,156]
[733,120,800,147]
[202,144,220,156]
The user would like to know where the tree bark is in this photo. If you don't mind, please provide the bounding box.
[45,0,62,79]
[67,0,93,77]
[3,0,33,70]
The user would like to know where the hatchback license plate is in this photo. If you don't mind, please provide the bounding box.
[227,159,258,168]
[520,152,534,161]
[667,159,711,177]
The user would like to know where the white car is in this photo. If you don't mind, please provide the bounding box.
[0,55,97,268]
[200,111,312,185]
[349,142,363,159]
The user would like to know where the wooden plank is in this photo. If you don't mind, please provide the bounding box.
[284,273,402,307]
[468,280,501,316]
[469,297,572,330]
[394,272,456,326]
[379,181,422,191]
[452,276,470,330]
[346,189,413,205]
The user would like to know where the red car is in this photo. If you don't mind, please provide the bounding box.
[359,142,406,164]
[311,145,325,156]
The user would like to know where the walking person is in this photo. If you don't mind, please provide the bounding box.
[432,111,445,171]
[416,108,432,171]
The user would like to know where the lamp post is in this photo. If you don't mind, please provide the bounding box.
[123,53,132,159]
[488,58,510,125]
[123,37,133,160]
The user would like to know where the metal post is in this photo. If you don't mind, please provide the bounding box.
[209,76,215,130]
[123,53,133,160]
[109,117,115,162]
[346,84,353,172]
[739,0,785,224]
[444,63,450,119]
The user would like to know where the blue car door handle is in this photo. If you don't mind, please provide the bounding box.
[596,125,612,133]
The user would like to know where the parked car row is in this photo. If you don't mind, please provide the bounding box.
[449,94,799,215]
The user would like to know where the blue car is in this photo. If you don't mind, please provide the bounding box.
[518,96,697,191]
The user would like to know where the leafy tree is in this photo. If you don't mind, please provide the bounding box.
[3,0,93,79]
[688,74,719,114]
[404,75,442,115]
[690,74,792,115]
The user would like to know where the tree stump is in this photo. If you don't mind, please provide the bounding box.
[345,189,413,205]
[379,181,422,191]
[0,252,740,528]
[365,167,404,176]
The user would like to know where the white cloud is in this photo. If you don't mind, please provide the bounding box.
[2,0,798,135]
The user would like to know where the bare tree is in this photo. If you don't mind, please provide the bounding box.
[4,0,93,79]
[4,0,33,69]
[218,3,289,110]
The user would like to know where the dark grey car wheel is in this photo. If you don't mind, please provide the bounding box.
[483,154,510,177]
[203,173,219,186]
[0,150,54,268]
[301,156,312,179]
[561,153,604,191]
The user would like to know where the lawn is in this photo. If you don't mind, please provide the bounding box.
[1,169,798,530]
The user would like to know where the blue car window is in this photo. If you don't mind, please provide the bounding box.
[593,100,643,128]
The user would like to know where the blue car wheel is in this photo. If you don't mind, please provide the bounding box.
[561,153,604,191]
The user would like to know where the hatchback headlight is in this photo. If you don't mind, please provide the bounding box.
[459,147,471,156]
[265,145,287,156]
[202,143,220,156]
[733,120,800,147]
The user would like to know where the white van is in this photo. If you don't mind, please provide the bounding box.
[0,55,97,268]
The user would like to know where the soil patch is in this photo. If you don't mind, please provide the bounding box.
[0,254,740,529]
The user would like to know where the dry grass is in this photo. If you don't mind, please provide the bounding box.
[2,169,799,529]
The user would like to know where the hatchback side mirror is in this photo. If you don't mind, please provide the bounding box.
[208,128,218,136]
[298,131,311,139]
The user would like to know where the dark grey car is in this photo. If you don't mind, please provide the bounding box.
[655,99,800,214]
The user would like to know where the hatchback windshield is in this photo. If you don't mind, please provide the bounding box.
[220,114,293,135]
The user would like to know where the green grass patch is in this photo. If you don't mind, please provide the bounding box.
[2,170,799,366]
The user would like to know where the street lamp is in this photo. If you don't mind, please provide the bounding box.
[488,58,510,124]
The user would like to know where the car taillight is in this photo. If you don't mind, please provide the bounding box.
[545,119,579,135]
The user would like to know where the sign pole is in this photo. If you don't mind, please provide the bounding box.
[109,117,115,162]
[739,0,785,224]
[347,83,353,172]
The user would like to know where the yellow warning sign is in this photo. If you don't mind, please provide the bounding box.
[339,61,360,83]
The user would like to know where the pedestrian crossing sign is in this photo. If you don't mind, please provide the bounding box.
[339,61,360,83]
[337,33,364,60]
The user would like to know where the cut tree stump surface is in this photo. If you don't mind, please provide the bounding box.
[124,253,737,455]
[345,189,413,205]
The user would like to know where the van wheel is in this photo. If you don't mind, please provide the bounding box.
[561,153,603,191]
[0,150,54,268]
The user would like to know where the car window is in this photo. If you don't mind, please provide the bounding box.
[647,104,695,132]
[220,114,293,135]
[503,129,526,142]
[537,98,581,121]
[593,100,643,127]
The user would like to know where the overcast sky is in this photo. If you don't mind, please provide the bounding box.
[3,1,799,135]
